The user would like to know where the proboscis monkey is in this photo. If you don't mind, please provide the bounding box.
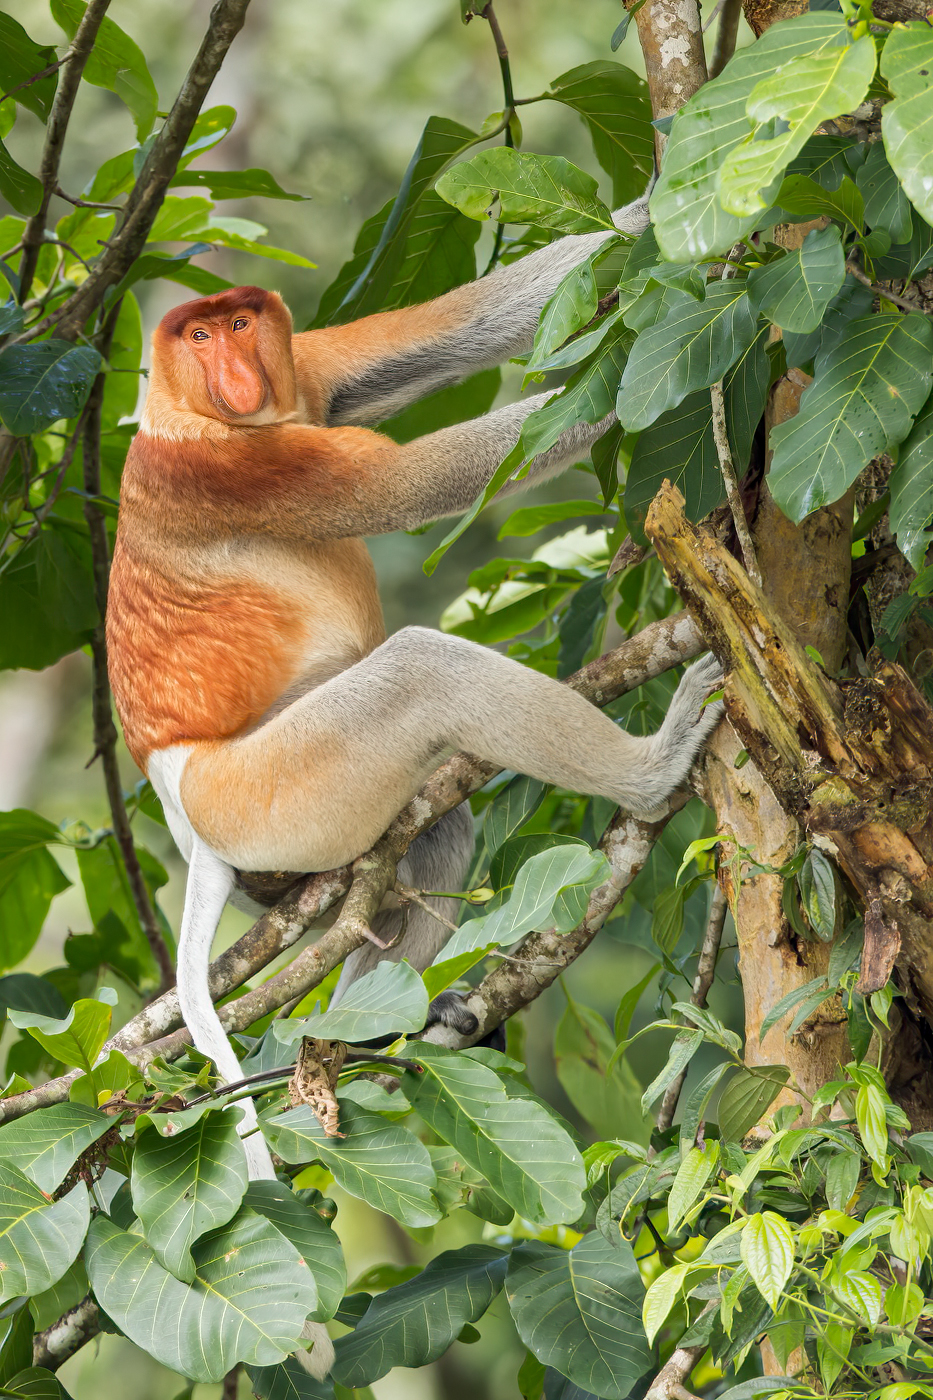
[107,190,721,1314]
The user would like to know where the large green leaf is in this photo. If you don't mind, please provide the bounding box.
[9,994,113,1073]
[890,393,933,568]
[85,1210,318,1382]
[333,1245,507,1386]
[437,845,610,960]
[506,1233,651,1400]
[273,961,427,1046]
[747,226,845,333]
[437,148,616,234]
[171,168,307,202]
[406,1045,585,1226]
[262,1100,441,1229]
[131,1109,249,1282]
[0,1104,112,1192]
[769,312,933,520]
[856,141,913,245]
[316,116,479,324]
[554,998,647,1143]
[719,32,875,217]
[547,62,653,205]
[76,836,163,986]
[0,141,42,216]
[0,14,57,121]
[624,321,770,535]
[881,24,933,231]
[0,1167,88,1303]
[246,1357,333,1400]
[741,1212,794,1309]
[617,281,758,432]
[0,846,70,971]
[0,523,98,674]
[0,343,101,436]
[50,0,158,139]
[245,1181,346,1323]
[718,1067,790,1144]
[652,14,858,260]
[0,1367,75,1398]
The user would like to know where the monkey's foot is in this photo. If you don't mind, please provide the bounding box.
[426,990,479,1036]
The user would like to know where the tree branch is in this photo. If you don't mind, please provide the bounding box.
[19,0,112,303]
[710,0,744,78]
[656,881,728,1131]
[27,0,253,342]
[625,0,708,161]
[0,612,706,1124]
[82,308,175,994]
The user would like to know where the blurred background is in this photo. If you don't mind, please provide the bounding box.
[1,2,745,1394]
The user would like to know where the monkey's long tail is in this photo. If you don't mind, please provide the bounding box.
[178,839,336,1377]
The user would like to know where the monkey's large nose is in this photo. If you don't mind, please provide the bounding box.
[215,353,266,416]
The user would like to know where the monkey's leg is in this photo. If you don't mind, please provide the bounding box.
[177,629,722,876]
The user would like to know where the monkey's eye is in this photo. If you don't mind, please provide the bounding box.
[231,318,249,331]
[191,329,210,342]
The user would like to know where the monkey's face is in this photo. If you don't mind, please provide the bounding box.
[152,286,297,426]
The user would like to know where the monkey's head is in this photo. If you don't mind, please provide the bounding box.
[147,286,297,428]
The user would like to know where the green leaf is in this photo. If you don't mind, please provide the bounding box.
[244,1181,346,1323]
[797,848,838,941]
[668,1143,720,1230]
[617,281,758,432]
[76,837,162,986]
[50,0,158,139]
[0,1367,75,1398]
[273,961,427,1046]
[855,1082,889,1171]
[171,168,307,202]
[741,1211,794,1308]
[9,995,112,1073]
[438,846,610,960]
[527,255,600,371]
[881,23,933,231]
[890,392,933,568]
[0,1167,89,1302]
[85,1210,318,1383]
[769,313,933,521]
[406,1044,585,1227]
[506,1233,650,1400]
[246,1357,332,1399]
[498,500,606,539]
[521,319,633,458]
[484,775,548,853]
[652,884,685,954]
[773,172,864,233]
[718,1066,790,1143]
[177,105,237,168]
[0,972,66,1023]
[0,1103,113,1192]
[857,141,913,245]
[437,148,616,234]
[653,13,855,259]
[262,1100,441,1229]
[0,14,57,121]
[0,522,98,674]
[333,1245,507,1386]
[639,1029,704,1114]
[28,1257,89,1333]
[747,227,845,333]
[719,32,876,217]
[554,998,647,1143]
[547,62,653,206]
[316,116,479,324]
[0,139,42,216]
[0,342,102,435]
[0,842,70,969]
[824,1147,860,1211]
[131,1108,249,1283]
[759,977,830,1041]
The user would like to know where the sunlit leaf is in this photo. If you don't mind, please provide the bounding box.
[50,0,158,139]
[437,148,616,234]
[747,226,844,333]
[547,62,653,205]
[274,961,427,1046]
[881,23,933,231]
[0,1103,112,1192]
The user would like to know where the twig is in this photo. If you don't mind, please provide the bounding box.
[656,881,728,1131]
[0,612,706,1123]
[55,186,123,211]
[14,412,87,549]
[82,306,175,995]
[27,0,254,343]
[19,0,112,303]
[221,1365,240,1400]
[709,0,744,77]
[396,883,460,933]
[0,58,67,107]
[845,260,933,318]
[710,378,761,587]
[480,1,516,275]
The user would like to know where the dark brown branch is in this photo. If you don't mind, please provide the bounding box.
[19,0,112,303]
[656,881,728,1131]
[33,0,253,342]
[710,0,744,77]
[83,307,174,994]
[0,612,706,1123]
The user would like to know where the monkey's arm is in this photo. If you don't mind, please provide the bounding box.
[293,196,649,427]
[242,392,610,539]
